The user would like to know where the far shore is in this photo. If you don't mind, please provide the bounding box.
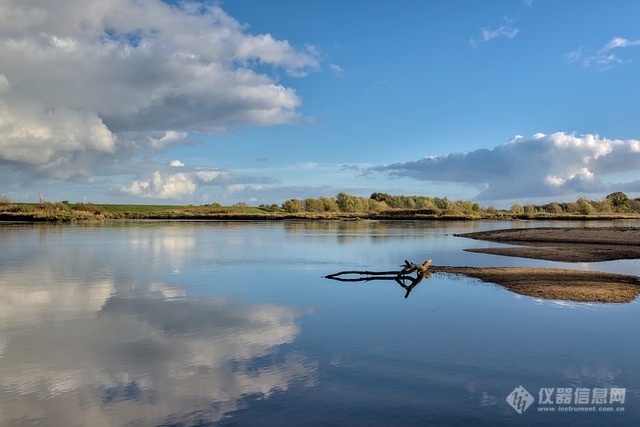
[2,205,640,223]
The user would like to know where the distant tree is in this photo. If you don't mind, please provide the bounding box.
[304,198,324,212]
[283,199,302,213]
[0,195,12,204]
[319,196,339,212]
[545,202,563,214]
[404,197,416,209]
[433,197,450,210]
[370,193,388,203]
[371,192,404,209]
[576,197,593,215]
[413,197,435,210]
[233,202,248,207]
[606,192,630,211]
[367,199,389,212]
[336,193,362,212]
[524,204,536,214]
[356,196,369,211]
[511,204,524,214]
[566,202,579,213]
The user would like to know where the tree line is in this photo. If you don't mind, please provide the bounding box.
[279,191,640,215]
[280,193,481,214]
[510,192,640,215]
[3,191,640,217]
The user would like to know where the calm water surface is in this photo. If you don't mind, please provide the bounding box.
[0,220,639,426]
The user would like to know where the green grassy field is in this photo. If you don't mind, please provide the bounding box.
[92,204,283,214]
[0,202,297,222]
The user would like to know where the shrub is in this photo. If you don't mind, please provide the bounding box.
[336,193,362,212]
[304,198,324,212]
[545,202,563,214]
[576,198,593,215]
[72,203,103,214]
[282,199,302,213]
[319,197,339,212]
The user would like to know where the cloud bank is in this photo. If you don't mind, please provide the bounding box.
[115,160,280,200]
[372,132,640,200]
[0,0,318,182]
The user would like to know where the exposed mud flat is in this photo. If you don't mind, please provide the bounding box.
[456,227,640,262]
[431,266,640,303]
[431,227,640,302]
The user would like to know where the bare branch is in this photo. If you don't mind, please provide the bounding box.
[325,260,432,298]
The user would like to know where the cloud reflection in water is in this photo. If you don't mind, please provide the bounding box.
[0,265,316,426]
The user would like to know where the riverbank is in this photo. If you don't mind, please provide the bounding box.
[2,203,640,223]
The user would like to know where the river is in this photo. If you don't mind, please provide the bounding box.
[0,220,638,426]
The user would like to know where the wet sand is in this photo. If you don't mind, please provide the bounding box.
[457,227,640,262]
[430,266,640,303]
[432,227,640,302]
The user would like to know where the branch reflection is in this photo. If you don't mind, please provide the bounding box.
[325,259,432,298]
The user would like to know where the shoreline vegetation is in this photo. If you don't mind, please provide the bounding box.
[2,191,640,223]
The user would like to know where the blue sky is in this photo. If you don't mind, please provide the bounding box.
[1,0,640,207]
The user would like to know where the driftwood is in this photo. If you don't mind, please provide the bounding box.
[325,259,432,298]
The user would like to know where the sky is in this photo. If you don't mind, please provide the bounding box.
[1,0,640,208]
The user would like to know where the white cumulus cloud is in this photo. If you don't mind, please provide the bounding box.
[115,163,277,200]
[372,132,640,200]
[0,0,318,181]
[120,171,197,199]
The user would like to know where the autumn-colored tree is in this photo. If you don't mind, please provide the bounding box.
[283,199,302,213]
[606,192,629,211]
